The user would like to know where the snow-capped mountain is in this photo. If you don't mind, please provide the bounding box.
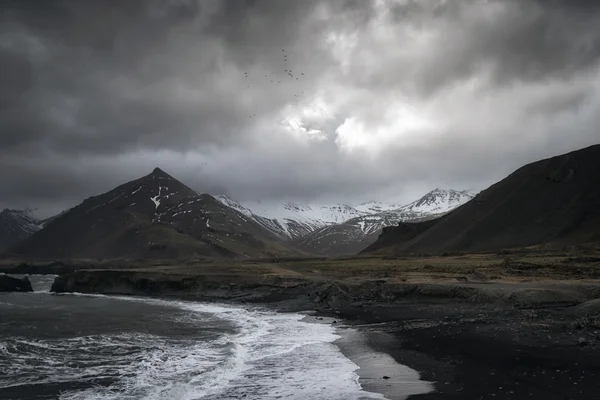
[216,188,474,255]
[354,201,404,214]
[215,195,367,239]
[293,189,475,255]
[0,209,43,251]
[292,210,429,256]
[398,188,474,214]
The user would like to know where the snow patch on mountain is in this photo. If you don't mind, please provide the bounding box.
[355,201,403,214]
[241,200,365,225]
[0,208,44,251]
[150,186,162,210]
[1,209,43,234]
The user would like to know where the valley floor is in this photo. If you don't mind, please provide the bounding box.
[3,249,600,398]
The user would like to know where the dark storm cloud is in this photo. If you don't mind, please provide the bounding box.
[1,0,600,215]
[0,0,353,156]
[1,0,200,154]
[369,0,600,96]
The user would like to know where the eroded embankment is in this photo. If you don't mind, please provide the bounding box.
[50,270,600,311]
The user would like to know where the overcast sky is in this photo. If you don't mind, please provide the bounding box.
[1,0,600,216]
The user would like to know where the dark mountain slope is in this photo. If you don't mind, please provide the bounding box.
[361,217,444,254]
[363,144,600,255]
[7,168,301,260]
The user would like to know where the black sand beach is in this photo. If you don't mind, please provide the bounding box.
[333,302,600,399]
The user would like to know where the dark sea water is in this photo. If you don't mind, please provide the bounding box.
[0,275,388,400]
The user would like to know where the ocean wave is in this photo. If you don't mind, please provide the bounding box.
[2,295,384,400]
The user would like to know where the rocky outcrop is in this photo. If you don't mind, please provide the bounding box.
[0,275,33,292]
[0,261,77,275]
[307,280,499,309]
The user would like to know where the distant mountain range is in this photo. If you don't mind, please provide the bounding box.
[215,189,473,255]
[217,189,471,236]
[214,195,367,239]
[2,182,474,258]
[364,144,600,255]
[3,144,599,260]
[291,189,473,255]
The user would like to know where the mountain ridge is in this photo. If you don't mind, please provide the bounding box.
[363,144,600,255]
[4,168,475,258]
[215,189,473,244]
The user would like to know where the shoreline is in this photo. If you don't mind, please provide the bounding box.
[17,272,600,398]
[335,325,434,400]
[301,312,434,400]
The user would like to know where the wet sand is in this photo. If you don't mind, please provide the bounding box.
[303,313,434,400]
[336,328,433,400]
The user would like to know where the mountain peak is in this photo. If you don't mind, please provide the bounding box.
[145,167,177,182]
[400,188,474,214]
[428,188,452,195]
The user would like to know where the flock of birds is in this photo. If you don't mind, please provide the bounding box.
[245,49,306,119]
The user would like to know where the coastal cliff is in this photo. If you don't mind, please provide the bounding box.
[50,269,315,304]
[0,275,33,292]
[50,268,600,311]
